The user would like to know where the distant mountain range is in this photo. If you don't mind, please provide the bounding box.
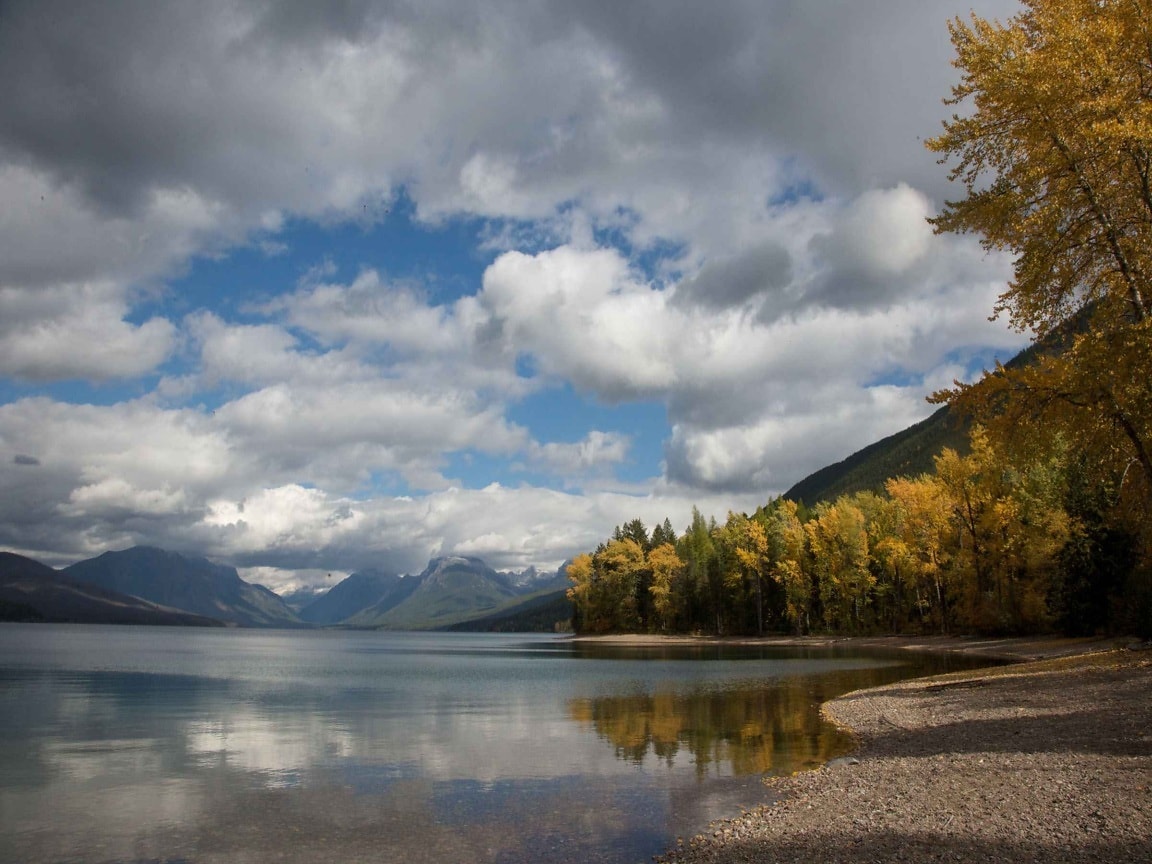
[0,551,223,627]
[64,546,303,628]
[339,556,569,630]
[297,568,416,626]
[0,546,571,632]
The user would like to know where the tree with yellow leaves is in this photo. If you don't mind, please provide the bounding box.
[647,542,684,633]
[884,474,955,632]
[927,0,1152,541]
[720,511,772,635]
[932,428,1070,632]
[805,498,874,632]
[566,539,647,633]
[765,498,813,634]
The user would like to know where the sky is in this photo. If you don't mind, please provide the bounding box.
[0,0,1028,593]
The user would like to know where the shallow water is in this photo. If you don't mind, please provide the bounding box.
[0,624,991,863]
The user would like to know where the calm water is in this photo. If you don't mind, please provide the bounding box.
[0,625,992,864]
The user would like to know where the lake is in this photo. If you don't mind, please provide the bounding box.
[0,624,992,863]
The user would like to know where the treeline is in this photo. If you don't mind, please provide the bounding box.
[567,427,1151,638]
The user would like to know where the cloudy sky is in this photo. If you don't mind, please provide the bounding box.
[0,0,1027,591]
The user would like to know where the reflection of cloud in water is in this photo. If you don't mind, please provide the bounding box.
[42,737,163,783]
[184,713,344,785]
[179,699,633,789]
[5,766,202,864]
[156,773,669,864]
[3,629,988,864]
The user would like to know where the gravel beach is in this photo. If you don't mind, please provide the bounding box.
[656,643,1152,864]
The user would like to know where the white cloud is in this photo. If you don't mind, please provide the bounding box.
[528,430,631,478]
[0,0,1035,575]
[0,282,175,381]
[824,184,934,280]
[479,245,678,398]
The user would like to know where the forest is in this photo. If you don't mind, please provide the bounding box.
[570,0,1152,640]
[567,425,1149,638]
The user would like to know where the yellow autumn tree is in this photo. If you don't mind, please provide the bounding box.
[932,428,1070,632]
[927,0,1152,544]
[719,511,772,635]
[885,474,955,632]
[765,499,812,634]
[566,539,647,633]
[647,542,683,633]
[805,498,874,632]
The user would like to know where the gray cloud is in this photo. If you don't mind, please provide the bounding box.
[671,243,792,311]
[0,0,1030,576]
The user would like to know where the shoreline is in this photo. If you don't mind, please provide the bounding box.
[570,631,1134,662]
[650,641,1151,863]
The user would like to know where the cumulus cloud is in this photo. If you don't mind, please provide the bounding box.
[527,430,631,480]
[0,0,1032,577]
[0,282,175,381]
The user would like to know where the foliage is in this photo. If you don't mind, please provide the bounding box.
[927,0,1152,563]
[568,425,1122,637]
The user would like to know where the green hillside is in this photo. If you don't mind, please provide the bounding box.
[442,587,573,633]
[783,334,1066,506]
[346,556,519,629]
[783,404,970,505]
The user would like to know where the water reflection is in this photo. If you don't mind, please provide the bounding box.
[571,682,851,776]
[0,626,998,864]
[567,659,953,778]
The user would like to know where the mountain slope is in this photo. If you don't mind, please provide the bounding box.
[0,552,223,626]
[442,587,573,633]
[297,568,417,625]
[346,556,519,630]
[277,586,326,613]
[64,546,303,628]
[782,333,1068,506]
[783,404,969,505]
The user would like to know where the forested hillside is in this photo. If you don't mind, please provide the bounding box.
[568,425,1149,639]
[784,405,966,506]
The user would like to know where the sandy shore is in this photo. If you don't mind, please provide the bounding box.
[647,639,1152,863]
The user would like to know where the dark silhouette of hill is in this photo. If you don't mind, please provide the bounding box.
[442,587,573,633]
[63,546,302,628]
[0,551,223,626]
[784,404,969,505]
[783,335,1061,505]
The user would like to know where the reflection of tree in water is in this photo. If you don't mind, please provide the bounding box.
[569,666,925,777]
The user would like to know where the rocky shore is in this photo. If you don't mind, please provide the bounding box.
[655,641,1152,864]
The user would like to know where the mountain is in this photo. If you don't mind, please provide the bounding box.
[345,556,520,630]
[297,568,417,625]
[0,552,223,626]
[782,333,1070,506]
[63,546,303,628]
[442,587,573,633]
[277,586,327,613]
[783,404,969,506]
[501,564,571,594]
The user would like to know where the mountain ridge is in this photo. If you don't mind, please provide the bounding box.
[63,546,303,628]
[0,551,224,627]
[345,556,519,629]
[297,567,416,625]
